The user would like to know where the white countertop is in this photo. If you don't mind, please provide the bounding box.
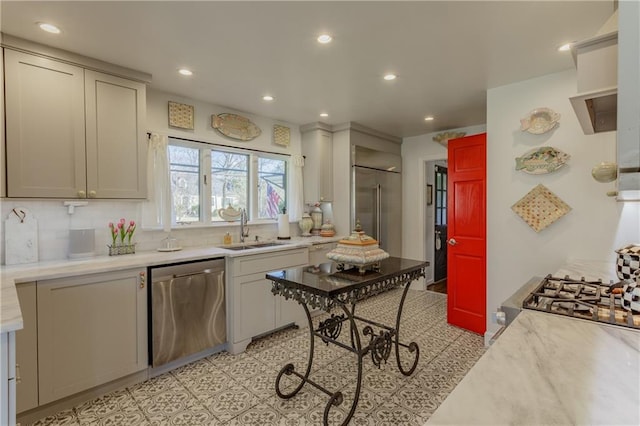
[427,261,640,425]
[426,310,640,425]
[0,235,342,334]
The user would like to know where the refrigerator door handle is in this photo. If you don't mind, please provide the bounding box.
[376,184,382,246]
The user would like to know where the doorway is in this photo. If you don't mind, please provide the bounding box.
[425,160,448,294]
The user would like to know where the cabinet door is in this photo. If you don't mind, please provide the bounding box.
[276,298,307,329]
[85,70,147,199]
[1,331,16,426]
[235,272,276,342]
[302,129,333,203]
[37,268,147,404]
[5,50,86,198]
[15,283,38,413]
[1,48,6,198]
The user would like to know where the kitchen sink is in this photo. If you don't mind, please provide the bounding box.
[221,242,285,251]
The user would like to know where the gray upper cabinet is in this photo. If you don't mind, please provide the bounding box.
[5,50,86,198]
[4,49,147,199]
[301,123,333,203]
[85,70,146,199]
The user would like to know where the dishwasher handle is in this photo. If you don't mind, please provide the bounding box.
[171,268,221,279]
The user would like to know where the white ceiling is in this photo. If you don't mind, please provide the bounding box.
[1,1,614,138]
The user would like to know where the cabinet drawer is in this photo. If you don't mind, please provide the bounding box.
[232,248,308,276]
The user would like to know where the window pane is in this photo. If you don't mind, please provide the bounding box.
[258,157,286,219]
[169,145,200,223]
[211,151,249,221]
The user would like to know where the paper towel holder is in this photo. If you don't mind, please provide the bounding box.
[277,207,291,240]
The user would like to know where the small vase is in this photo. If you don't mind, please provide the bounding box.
[310,205,323,235]
[299,214,313,237]
[108,242,136,256]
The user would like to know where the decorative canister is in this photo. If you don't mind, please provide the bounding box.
[299,213,314,237]
[615,244,640,280]
[326,220,389,273]
[621,272,640,313]
[310,204,323,235]
[320,221,336,237]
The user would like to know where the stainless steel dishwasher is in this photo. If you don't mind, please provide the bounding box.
[149,258,226,367]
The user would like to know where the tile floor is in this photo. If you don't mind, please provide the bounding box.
[28,289,485,425]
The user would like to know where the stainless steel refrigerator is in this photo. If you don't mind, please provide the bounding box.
[352,145,402,257]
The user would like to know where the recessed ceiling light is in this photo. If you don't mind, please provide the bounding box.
[424,116,435,121]
[320,113,329,118]
[37,22,61,34]
[262,95,274,101]
[317,34,332,44]
[178,68,193,76]
[557,42,572,52]
[383,74,397,81]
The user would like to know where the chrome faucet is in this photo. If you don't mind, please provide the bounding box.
[239,208,249,242]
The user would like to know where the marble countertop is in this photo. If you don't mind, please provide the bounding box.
[0,235,343,334]
[426,310,640,425]
[427,260,639,425]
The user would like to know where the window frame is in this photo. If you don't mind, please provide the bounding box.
[168,137,289,228]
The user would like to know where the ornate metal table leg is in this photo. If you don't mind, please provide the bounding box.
[275,303,315,399]
[394,283,420,376]
[322,303,364,426]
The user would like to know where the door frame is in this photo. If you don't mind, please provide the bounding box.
[413,154,447,290]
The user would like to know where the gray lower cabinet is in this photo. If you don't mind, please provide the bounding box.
[36,268,147,404]
[227,248,309,354]
[15,283,38,413]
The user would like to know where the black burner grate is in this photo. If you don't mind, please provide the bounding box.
[523,274,639,330]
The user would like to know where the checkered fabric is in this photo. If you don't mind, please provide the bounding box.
[616,244,640,280]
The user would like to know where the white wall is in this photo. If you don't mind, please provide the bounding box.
[401,124,486,288]
[487,69,640,336]
[0,89,302,263]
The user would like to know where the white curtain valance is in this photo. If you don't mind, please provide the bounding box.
[141,133,172,232]
[289,154,305,222]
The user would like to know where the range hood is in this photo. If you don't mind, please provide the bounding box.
[569,31,618,134]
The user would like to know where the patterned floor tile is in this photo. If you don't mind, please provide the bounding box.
[252,343,307,369]
[200,383,261,421]
[128,373,187,403]
[391,380,447,416]
[370,401,423,426]
[225,403,282,425]
[30,409,79,426]
[220,355,270,380]
[137,389,200,420]
[27,289,486,426]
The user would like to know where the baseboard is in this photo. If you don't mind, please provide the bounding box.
[484,330,496,347]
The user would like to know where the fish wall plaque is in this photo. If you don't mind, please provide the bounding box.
[212,113,262,141]
[515,146,570,175]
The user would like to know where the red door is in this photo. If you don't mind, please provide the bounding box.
[447,133,486,334]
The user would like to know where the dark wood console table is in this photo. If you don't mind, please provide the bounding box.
[266,257,428,425]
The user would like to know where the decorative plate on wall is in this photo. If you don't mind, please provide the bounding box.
[211,113,261,141]
[168,101,194,130]
[511,184,571,232]
[520,107,560,134]
[515,146,570,174]
[273,125,291,147]
[432,131,466,147]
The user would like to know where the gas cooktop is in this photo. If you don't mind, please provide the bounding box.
[523,274,640,330]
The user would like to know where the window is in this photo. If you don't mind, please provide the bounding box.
[258,157,286,219]
[168,138,288,226]
[168,144,200,224]
[211,151,249,221]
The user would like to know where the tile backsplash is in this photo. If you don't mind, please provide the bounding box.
[0,199,298,264]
